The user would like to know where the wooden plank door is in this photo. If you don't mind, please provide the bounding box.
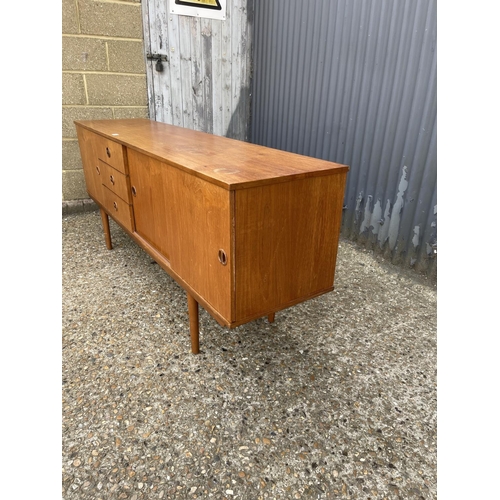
[141,0,252,140]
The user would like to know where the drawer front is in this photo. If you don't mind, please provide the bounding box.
[99,160,131,203]
[102,185,134,232]
[94,135,126,173]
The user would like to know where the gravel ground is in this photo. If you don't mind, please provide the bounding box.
[62,211,437,500]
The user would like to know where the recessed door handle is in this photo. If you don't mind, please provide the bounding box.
[218,249,227,266]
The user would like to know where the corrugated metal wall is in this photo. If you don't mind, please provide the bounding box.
[251,0,437,277]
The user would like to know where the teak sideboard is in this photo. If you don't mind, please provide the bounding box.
[74,119,349,354]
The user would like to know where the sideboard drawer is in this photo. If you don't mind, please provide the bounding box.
[95,136,126,174]
[102,185,134,232]
[100,160,131,203]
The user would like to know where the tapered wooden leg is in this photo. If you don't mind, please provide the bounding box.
[100,208,113,250]
[187,293,200,354]
[268,312,275,323]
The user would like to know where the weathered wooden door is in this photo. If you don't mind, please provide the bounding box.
[141,0,253,141]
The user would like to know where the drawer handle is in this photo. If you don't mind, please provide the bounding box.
[113,201,118,211]
[131,186,137,196]
[218,249,227,266]
[110,174,115,185]
[95,165,100,175]
[106,147,111,158]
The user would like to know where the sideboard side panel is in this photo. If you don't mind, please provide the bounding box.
[76,126,103,203]
[234,172,347,320]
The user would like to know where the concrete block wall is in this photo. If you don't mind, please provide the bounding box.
[62,0,149,202]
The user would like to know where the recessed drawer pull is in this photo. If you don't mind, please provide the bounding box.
[131,186,137,196]
[113,201,118,211]
[110,174,115,185]
[218,249,227,266]
[106,147,111,158]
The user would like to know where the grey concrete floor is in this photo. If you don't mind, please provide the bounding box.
[62,210,437,499]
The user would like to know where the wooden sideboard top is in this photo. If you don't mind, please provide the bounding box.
[75,119,349,190]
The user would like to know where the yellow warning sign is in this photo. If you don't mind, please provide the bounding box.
[175,0,221,8]
[171,0,225,19]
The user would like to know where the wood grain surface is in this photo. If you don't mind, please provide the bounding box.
[75,119,349,344]
[165,164,233,322]
[75,119,349,190]
[76,127,104,201]
[234,172,347,321]
[128,149,173,261]
[99,161,131,204]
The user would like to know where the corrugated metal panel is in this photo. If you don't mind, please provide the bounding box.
[142,0,253,140]
[251,0,437,277]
